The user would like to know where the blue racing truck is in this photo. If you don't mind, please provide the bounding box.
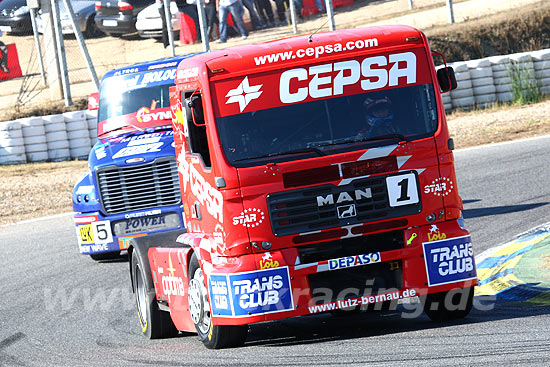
[72,56,193,261]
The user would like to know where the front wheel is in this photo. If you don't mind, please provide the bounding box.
[131,249,179,338]
[188,253,247,349]
[424,287,474,322]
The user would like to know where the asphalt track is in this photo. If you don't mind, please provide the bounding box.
[1,135,550,366]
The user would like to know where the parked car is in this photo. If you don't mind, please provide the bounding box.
[0,0,32,35]
[36,0,103,37]
[94,0,154,36]
[135,0,180,39]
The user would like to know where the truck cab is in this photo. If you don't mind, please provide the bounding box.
[128,26,477,348]
[72,56,194,260]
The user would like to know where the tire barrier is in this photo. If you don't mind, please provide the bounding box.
[20,117,48,163]
[63,111,92,160]
[0,120,26,165]
[439,47,550,111]
[43,114,71,162]
[86,109,98,144]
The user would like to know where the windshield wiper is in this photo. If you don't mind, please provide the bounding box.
[233,147,326,162]
[318,133,409,148]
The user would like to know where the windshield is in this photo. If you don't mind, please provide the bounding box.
[98,69,175,135]
[216,84,438,167]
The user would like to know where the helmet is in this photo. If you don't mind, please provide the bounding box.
[364,97,393,127]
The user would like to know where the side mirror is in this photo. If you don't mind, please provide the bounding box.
[88,92,99,111]
[185,94,205,127]
[437,66,458,93]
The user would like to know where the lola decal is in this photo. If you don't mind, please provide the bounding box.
[225,76,263,112]
[424,177,454,197]
[427,224,447,242]
[259,252,279,270]
[232,208,265,228]
[280,52,416,103]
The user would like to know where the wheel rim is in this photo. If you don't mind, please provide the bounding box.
[135,264,148,328]
[188,268,211,335]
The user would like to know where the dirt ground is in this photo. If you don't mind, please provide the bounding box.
[1,99,550,227]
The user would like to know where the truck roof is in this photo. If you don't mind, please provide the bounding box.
[175,25,425,84]
[103,53,200,80]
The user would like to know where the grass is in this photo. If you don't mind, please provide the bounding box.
[508,59,544,105]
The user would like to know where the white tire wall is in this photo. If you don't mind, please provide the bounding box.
[450,62,475,109]
[20,117,48,162]
[44,114,70,161]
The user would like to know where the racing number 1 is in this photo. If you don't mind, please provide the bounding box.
[386,172,419,207]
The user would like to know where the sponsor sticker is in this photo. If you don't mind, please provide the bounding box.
[423,235,476,286]
[112,142,163,158]
[78,224,94,244]
[209,267,293,317]
[118,233,147,249]
[232,208,265,228]
[424,177,454,197]
[328,252,381,271]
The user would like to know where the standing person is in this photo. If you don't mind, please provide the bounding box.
[204,0,219,40]
[241,0,264,30]
[0,30,8,74]
[314,0,325,14]
[217,0,248,43]
[271,0,286,25]
[157,0,169,48]
[176,0,202,42]
[254,0,275,27]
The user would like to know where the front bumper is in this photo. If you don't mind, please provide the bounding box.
[74,205,185,255]
[204,219,478,325]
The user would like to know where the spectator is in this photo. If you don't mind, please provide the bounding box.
[156,0,169,48]
[176,0,202,42]
[254,0,275,27]
[315,0,325,14]
[241,0,265,30]
[271,0,302,26]
[204,0,219,40]
[217,0,248,43]
[0,30,8,74]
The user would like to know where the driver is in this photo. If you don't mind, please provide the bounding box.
[357,96,395,138]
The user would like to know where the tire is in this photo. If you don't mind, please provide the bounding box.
[22,125,46,137]
[131,248,179,338]
[87,119,96,129]
[44,122,66,133]
[19,117,43,127]
[0,145,25,156]
[188,253,247,349]
[69,137,92,149]
[68,129,90,140]
[84,15,102,38]
[469,67,492,79]
[24,135,47,145]
[70,146,91,159]
[66,120,88,131]
[47,140,70,150]
[63,111,87,122]
[473,85,496,95]
[25,143,48,153]
[0,137,25,147]
[471,76,494,88]
[0,128,22,139]
[43,114,65,124]
[27,151,49,162]
[48,148,71,161]
[46,130,69,143]
[90,251,122,261]
[423,287,474,322]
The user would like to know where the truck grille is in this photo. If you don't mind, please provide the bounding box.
[97,157,181,215]
[267,173,421,237]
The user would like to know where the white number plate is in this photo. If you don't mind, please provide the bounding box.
[102,20,118,27]
[386,172,419,207]
[91,220,113,244]
[0,26,12,32]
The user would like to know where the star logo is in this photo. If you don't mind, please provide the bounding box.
[429,224,439,233]
[225,76,263,112]
[167,254,176,277]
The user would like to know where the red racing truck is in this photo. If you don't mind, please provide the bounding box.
[128,25,477,349]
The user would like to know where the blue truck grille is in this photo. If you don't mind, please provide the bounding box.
[96,157,181,215]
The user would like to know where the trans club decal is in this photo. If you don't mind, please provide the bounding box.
[214,49,430,117]
[422,235,476,286]
[208,267,293,317]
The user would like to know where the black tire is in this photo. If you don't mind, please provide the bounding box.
[89,251,121,261]
[84,15,102,38]
[131,248,179,339]
[423,287,474,322]
[188,253,247,349]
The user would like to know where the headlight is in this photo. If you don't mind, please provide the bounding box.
[12,6,29,17]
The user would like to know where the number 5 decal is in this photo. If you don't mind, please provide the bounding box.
[91,221,113,245]
[386,172,419,207]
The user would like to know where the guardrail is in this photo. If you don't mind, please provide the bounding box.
[1,48,550,165]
